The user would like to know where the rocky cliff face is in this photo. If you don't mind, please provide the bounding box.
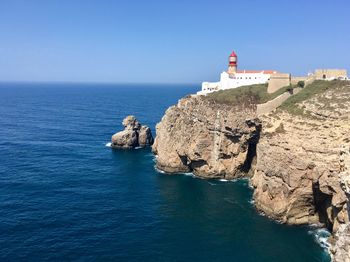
[251,84,350,262]
[153,82,350,261]
[331,223,350,262]
[251,111,350,228]
[152,96,261,179]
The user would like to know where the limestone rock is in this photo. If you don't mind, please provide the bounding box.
[111,115,154,149]
[152,95,261,179]
[139,126,154,147]
[250,83,350,260]
[153,82,350,257]
[331,223,350,262]
[251,84,350,231]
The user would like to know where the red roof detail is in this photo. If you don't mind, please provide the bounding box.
[236,70,277,74]
[229,51,237,57]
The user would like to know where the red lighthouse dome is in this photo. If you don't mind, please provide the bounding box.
[229,51,237,57]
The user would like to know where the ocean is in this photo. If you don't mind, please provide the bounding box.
[0,83,330,261]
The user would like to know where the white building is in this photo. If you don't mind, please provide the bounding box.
[197,51,278,95]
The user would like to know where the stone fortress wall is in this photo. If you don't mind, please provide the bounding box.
[314,69,347,79]
[257,88,302,116]
[267,73,291,93]
[267,69,348,94]
[259,69,348,115]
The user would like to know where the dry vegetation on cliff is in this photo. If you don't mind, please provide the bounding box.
[205,83,291,106]
[279,80,350,116]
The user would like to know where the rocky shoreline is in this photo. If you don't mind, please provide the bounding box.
[152,81,350,262]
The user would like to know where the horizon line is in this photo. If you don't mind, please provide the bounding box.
[0,80,200,86]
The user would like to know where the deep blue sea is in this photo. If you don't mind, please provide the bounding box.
[0,83,330,261]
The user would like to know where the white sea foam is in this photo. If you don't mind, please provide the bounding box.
[309,228,331,251]
[135,146,142,149]
[218,178,238,182]
[208,182,217,186]
[249,199,255,205]
[154,166,165,174]
[182,172,195,177]
[105,142,112,147]
[259,211,266,217]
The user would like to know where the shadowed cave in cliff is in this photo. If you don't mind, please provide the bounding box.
[312,181,334,231]
[239,142,257,175]
[239,126,261,175]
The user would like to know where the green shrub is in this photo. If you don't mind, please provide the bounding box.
[286,86,294,94]
[297,81,305,88]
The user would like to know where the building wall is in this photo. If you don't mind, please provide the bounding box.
[314,69,347,80]
[220,72,270,90]
[267,73,291,93]
[290,76,307,85]
[291,76,315,87]
[197,81,220,95]
[198,71,271,95]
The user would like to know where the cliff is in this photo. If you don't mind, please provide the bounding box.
[153,80,350,261]
[152,95,261,178]
[251,81,350,262]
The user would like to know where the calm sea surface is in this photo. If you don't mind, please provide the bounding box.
[0,83,330,261]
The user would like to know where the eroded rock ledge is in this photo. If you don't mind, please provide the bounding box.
[153,82,350,262]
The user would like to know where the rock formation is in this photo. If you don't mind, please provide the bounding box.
[152,95,261,178]
[111,115,154,149]
[331,223,350,262]
[153,81,350,261]
[251,112,349,227]
[250,84,350,262]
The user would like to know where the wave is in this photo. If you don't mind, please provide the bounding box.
[154,167,196,178]
[309,228,331,251]
[219,178,238,183]
[154,166,166,174]
[182,172,195,177]
[105,142,112,147]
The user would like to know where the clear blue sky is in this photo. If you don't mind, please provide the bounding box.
[0,0,349,83]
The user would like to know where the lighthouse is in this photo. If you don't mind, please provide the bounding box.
[197,51,279,95]
[228,51,237,74]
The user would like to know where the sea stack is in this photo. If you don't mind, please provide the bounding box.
[111,115,154,149]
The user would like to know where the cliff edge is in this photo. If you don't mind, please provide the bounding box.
[153,80,350,261]
[251,81,350,261]
[152,95,261,179]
